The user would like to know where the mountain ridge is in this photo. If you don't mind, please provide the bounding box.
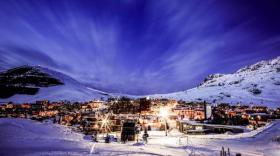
[1,56,280,108]
[0,65,109,103]
[149,56,280,108]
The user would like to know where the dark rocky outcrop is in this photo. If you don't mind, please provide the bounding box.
[0,65,63,98]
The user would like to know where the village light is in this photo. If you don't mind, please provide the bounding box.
[159,107,169,136]
[101,118,108,126]
[159,107,169,118]
[100,114,111,133]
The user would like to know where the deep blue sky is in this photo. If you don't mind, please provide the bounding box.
[0,0,280,95]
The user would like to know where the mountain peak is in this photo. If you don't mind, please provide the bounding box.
[237,56,280,74]
[150,56,280,108]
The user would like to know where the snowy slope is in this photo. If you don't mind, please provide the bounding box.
[0,66,109,103]
[1,118,279,156]
[0,118,92,156]
[150,56,280,108]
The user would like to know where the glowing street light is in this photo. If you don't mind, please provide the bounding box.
[100,114,111,133]
[159,107,169,118]
[159,107,169,136]
[101,118,108,127]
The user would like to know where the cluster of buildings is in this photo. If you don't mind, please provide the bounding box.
[178,103,280,134]
[1,97,279,140]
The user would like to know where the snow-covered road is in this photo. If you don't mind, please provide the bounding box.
[0,118,279,156]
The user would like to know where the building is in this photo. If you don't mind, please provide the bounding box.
[204,103,212,119]
[39,110,58,117]
[139,98,151,113]
[121,120,136,141]
[174,107,205,120]
[109,98,139,114]
[88,100,103,109]
[177,120,244,135]
[252,106,268,113]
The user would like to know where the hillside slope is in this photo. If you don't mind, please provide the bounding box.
[150,56,280,108]
[0,66,109,103]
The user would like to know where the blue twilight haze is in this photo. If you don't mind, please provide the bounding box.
[0,0,280,95]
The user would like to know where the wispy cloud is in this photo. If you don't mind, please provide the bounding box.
[0,0,279,94]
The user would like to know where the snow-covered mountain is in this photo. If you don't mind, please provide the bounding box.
[0,66,109,103]
[2,57,280,107]
[150,56,280,108]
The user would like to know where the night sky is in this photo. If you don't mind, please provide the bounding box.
[0,0,280,95]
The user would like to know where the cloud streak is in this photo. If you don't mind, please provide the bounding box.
[0,0,279,94]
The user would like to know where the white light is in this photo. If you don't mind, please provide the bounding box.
[159,107,169,118]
